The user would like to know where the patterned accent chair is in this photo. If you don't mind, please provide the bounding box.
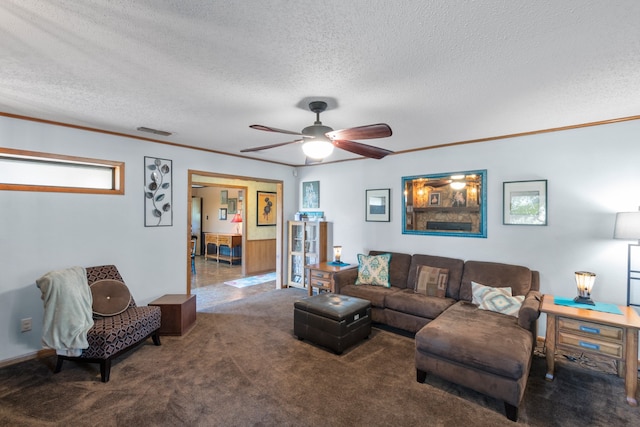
[54,265,162,382]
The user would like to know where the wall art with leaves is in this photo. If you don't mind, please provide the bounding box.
[144,156,173,226]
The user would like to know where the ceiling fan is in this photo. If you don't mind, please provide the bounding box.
[241,101,393,163]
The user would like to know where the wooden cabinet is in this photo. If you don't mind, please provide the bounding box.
[204,233,242,265]
[287,221,328,289]
[305,262,357,296]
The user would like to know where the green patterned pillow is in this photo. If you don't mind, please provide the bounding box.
[471,281,524,317]
[355,253,391,287]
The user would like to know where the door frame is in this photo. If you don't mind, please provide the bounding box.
[186,169,283,294]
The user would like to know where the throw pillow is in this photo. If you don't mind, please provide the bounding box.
[90,279,131,316]
[415,265,449,298]
[355,253,391,287]
[471,281,524,318]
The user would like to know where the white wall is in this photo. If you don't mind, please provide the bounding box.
[0,116,297,363]
[3,114,639,363]
[296,119,640,339]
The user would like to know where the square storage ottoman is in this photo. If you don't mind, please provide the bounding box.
[294,293,371,354]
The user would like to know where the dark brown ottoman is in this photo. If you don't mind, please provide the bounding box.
[294,293,371,354]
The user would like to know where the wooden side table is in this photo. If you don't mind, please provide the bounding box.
[148,294,197,336]
[305,262,357,296]
[540,294,640,406]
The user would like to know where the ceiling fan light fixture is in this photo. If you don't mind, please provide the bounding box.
[302,139,334,160]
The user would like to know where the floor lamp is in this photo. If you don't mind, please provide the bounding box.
[613,210,640,307]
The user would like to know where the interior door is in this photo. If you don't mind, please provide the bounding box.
[191,197,203,255]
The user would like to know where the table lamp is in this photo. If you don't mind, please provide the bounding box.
[574,271,596,305]
[613,209,640,306]
[333,246,342,264]
[231,213,242,234]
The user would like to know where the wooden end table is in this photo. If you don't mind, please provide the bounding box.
[148,294,197,336]
[540,294,640,406]
[305,262,357,296]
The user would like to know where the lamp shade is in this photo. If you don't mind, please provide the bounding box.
[230,213,242,223]
[613,212,640,240]
[302,139,334,159]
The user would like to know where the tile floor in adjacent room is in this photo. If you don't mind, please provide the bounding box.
[190,255,277,311]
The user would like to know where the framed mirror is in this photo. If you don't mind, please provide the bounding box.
[402,169,487,238]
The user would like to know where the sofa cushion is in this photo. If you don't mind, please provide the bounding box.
[339,284,399,308]
[517,290,542,329]
[408,254,465,299]
[355,253,392,287]
[369,250,413,289]
[385,289,456,319]
[471,281,524,317]
[460,261,533,302]
[415,265,449,298]
[415,301,533,380]
[90,279,132,317]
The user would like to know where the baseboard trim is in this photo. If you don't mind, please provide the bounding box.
[0,349,55,369]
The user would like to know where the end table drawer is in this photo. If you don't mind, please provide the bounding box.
[559,317,623,341]
[310,278,331,288]
[558,331,623,358]
[217,236,231,246]
[310,270,331,280]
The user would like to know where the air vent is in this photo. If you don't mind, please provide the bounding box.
[137,127,172,136]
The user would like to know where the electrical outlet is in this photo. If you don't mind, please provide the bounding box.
[20,317,32,333]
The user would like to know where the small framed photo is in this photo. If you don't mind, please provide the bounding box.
[366,188,390,222]
[221,190,228,204]
[429,192,441,206]
[228,198,237,214]
[219,208,227,220]
[503,180,547,225]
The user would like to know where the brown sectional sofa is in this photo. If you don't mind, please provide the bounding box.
[333,250,541,421]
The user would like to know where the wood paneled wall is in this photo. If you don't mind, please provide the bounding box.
[245,238,276,275]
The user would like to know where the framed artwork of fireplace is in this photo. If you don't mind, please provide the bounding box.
[401,169,487,238]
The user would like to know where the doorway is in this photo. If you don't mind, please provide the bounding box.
[186,170,283,297]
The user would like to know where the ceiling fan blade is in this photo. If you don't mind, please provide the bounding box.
[333,139,393,159]
[326,123,392,141]
[240,139,303,153]
[250,124,304,136]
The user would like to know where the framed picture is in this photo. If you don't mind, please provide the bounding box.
[302,181,319,209]
[366,189,390,222]
[257,191,276,226]
[144,156,172,227]
[219,208,227,220]
[503,180,547,225]
[221,190,228,204]
[402,170,487,238]
[228,198,237,214]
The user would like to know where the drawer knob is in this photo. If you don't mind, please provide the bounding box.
[579,341,600,351]
[579,325,600,334]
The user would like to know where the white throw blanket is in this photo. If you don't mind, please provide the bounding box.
[36,266,94,356]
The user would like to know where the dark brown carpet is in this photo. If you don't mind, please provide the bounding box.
[0,288,637,426]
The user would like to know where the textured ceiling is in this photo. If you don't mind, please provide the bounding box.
[1,1,639,166]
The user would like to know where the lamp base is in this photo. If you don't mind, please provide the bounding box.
[573,296,595,305]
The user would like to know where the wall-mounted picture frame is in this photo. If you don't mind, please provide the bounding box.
[221,190,228,204]
[219,208,227,220]
[257,191,276,226]
[302,181,319,209]
[366,188,391,222]
[503,180,547,225]
[228,198,237,214]
[144,156,172,227]
[402,169,487,238]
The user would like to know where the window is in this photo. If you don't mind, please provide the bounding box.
[0,148,124,194]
